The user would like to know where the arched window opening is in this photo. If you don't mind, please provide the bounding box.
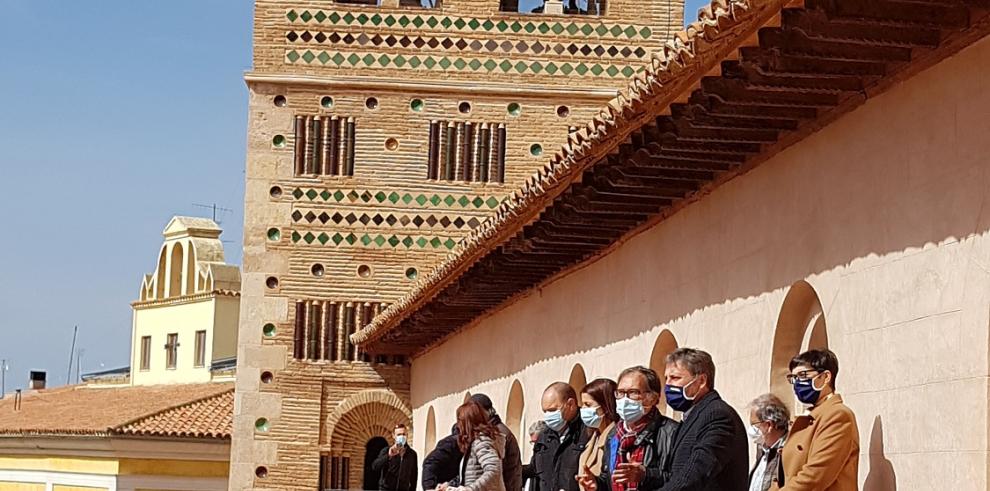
[499,0,604,14]
[155,247,167,299]
[649,329,679,417]
[769,280,829,408]
[168,243,184,298]
[185,244,197,295]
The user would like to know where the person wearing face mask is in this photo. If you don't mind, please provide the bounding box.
[780,349,859,491]
[372,424,419,491]
[526,382,589,491]
[659,348,748,491]
[577,378,620,478]
[425,394,522,491]
[746,394,790,491]
[576,367,677,491]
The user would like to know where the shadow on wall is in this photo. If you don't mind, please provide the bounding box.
[408,36,990,402]
[864,415,897,491]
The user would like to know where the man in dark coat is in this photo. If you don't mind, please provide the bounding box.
[422,425,460,490]
[422,394,523,491]
[527,382,589,491]
[372,424,418,491]
[659,348,748,491]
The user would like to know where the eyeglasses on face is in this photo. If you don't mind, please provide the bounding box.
[785,369,821,385]
[614,389,652,400]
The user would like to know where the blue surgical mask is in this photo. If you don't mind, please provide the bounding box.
[793,374,825,405]
[395,435,407,446]
[664,377,698,412]
[615,397,645,424]
[580,406,602,428]
[543,409,566,433]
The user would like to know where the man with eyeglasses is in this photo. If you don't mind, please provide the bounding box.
[576,366,677,491]
[659,348,749,490]
[780,349,859,491]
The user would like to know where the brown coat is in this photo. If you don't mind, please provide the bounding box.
[579,422,615,477]
[780,394,859,491]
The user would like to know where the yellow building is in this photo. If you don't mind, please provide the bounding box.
[0,216,242,490]
[132,217,241,386]
[0,383,232,491]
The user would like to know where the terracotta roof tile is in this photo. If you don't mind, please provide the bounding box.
[116,389,233,439]
[0,382,232,439]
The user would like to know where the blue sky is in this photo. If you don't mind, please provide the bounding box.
[0,2,252,391]
[0,1,707,392]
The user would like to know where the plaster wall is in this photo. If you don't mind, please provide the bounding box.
[131,298,229,386]
[410,33,990,491]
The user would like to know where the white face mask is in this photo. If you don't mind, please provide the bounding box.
[746,424,764,446]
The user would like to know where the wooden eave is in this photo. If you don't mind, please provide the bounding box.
[356,0,990,355]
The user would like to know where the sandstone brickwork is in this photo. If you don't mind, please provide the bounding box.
[232,0,684,488]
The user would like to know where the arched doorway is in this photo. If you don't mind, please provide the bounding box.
[568,364,587,395]
[769,281,829,407]
[363,436,389,490]
[326,396,412,490]
[425,406,437,455]
[649,329,679,417]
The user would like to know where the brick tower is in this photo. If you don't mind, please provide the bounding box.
[231,0,683,488]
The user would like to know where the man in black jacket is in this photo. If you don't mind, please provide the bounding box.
[526,382,589,491]
[422,394,523,491]
[422,427,459,490]
[659,348,748,491]
[578,366,678,491]
[372,424,418,491]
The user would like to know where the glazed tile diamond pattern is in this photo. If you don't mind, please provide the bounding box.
[292,210,484,230]
[285,50,642,77]
[289,230,461,250]
[291,188,505,209]
[285,10,654,40]
[285,31,649,59]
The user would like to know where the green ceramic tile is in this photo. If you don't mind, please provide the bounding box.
[286,50,300,62]
[291,231,301,242]
[317,233,330,245]
[486,197,500,208]
[314,11,327,22]
[303,232,315,244]
[306,189,318,200]
[300,10,313,22]
[286,10,298,21]
[457,196,470,207]
[374,235,386,246]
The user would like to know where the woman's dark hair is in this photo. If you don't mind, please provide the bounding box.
[456,400,500,453]
[581,378,619,424]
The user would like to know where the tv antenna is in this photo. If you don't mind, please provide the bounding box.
[193,203,234,225]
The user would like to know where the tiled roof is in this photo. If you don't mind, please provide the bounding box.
[116,389,233,439]
[354,0,780,346]
[0,382,233,439]
[356,0,990,352]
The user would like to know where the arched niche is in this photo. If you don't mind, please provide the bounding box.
[568,364,587,396]
[649,329,679,417]
[168,242,184,298]
[425,406,437,455]
[769,280,829,406]
[506,380,524,442]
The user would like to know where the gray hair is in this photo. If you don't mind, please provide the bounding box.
[528,420,549,437]
[748,393,790,432]
[665,348,716,388]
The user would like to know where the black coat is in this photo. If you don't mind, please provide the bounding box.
[422,418,523,491]
[659,391,749,491]
[372,446,418,491]
[595,414,679,491]
[527,416,589,491]
[423,432,461,490]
